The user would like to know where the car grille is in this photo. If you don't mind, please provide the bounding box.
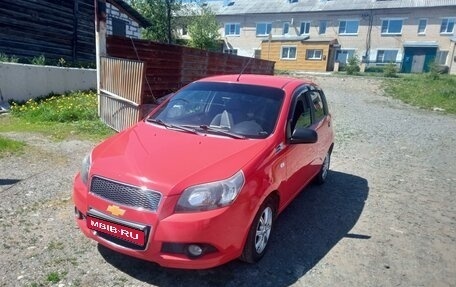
[90,176,161,212]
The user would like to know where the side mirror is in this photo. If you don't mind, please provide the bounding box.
[289,128,318,144]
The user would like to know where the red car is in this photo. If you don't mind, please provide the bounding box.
[73,74,334,269]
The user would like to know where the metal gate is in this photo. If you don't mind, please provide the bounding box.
[99,56,146,131]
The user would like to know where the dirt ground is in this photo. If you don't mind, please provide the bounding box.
[1,75,455,287]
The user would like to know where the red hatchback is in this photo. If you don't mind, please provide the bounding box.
[73,74,334,269]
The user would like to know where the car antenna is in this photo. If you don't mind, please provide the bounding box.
[236,56,253,82]
[236,42,262,82]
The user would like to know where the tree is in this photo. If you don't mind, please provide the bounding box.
[187,7,220,51]
[130,0,180,44]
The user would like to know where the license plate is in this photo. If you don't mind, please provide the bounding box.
[87,215,145,246]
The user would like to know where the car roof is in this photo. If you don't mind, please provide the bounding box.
[196,74,316,90]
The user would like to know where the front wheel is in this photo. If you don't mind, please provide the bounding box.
[315,151,331,185]
[240,198,276,263]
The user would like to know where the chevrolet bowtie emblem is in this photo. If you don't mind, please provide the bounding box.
[106,205,126,217]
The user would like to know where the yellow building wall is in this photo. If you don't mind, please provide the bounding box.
[261,41,330,72]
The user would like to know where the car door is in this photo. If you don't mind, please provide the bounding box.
[281,88,319,207]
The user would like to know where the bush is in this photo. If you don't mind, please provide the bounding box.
[346,56,360,75]
[383,62,398,78]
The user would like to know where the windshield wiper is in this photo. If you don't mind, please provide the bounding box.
[147,118,199,135]
[197,125,246,139]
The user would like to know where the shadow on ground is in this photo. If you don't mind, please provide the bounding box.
[0,178,21,186]
[98,170,369,287]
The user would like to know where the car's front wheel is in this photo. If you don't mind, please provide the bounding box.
[315,151,331,185]
[240,197,276,263]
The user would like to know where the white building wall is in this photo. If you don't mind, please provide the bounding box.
[106,3,142,39]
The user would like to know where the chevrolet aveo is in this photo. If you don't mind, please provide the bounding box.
[73,74,334,269]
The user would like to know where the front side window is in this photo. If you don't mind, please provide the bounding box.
[150,82,284,138]
[290,98,312,132]
[281,46,297,59]
[306,49,323,60]
[339,20,359,35]
[309,91,326,122]
[440,18,455,34]
[225,23,240,36]
[418,19,427,34]
[300,21,311,35]
[376,50,398,63]
[381,19,403,35]
[256,23,272,36]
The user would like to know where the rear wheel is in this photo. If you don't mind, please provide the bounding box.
[240,197,275,263]
[315,151,331,185]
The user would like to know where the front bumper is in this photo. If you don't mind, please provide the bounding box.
[73,174,250,269]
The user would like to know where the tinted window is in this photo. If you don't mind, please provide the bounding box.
[291,97,312,131]
[150,82,284,138]
[309,91,326,121]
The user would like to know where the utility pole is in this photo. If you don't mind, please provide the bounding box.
[95,0,107,116]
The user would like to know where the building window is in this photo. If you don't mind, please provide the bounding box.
[182,25,188,36]
[223,49,238,55]
[336,49,355,64]
[319,20,327,35]
[306,49,323,60]
[376,50,398,63]
[283,22,290,35]
[300,21,311,35]
[440,18,455,34]
[436,50,448,65]
[256,22,272,36]
[339,20,359,35]
[418,19,427,34]
[112,18,127,37]
[281,46,297,60]
[225,23,240,36]
[381,19,403,35]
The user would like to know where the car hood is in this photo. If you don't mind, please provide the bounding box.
[90,122,270,196]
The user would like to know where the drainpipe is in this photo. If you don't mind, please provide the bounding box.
[95,0,107,117]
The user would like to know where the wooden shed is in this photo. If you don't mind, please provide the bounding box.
[260,37,338,72]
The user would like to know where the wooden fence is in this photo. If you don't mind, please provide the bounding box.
[101,36,275,131]
[106,36,275,102]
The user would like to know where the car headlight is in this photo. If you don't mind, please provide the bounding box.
[80,153,92,185]
[176,171,245,212]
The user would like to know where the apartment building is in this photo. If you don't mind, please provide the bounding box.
[204,0,456,73]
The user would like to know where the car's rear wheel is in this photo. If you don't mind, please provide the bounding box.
[240,197,276,263]
[315,151,331,185]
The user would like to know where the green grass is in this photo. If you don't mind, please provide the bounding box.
[2,90,114,141]
[0,135,25,156]
[384,74,456,114]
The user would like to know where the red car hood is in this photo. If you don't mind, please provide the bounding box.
[90,122,270,196]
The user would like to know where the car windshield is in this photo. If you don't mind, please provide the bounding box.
[148,82,284,139]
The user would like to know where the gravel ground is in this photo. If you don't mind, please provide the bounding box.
[1,75,455,287]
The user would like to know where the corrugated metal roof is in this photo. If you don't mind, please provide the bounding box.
[207,0,456,15]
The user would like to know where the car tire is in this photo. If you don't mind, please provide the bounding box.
[240,197,276,263]
[315,151,331,185]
